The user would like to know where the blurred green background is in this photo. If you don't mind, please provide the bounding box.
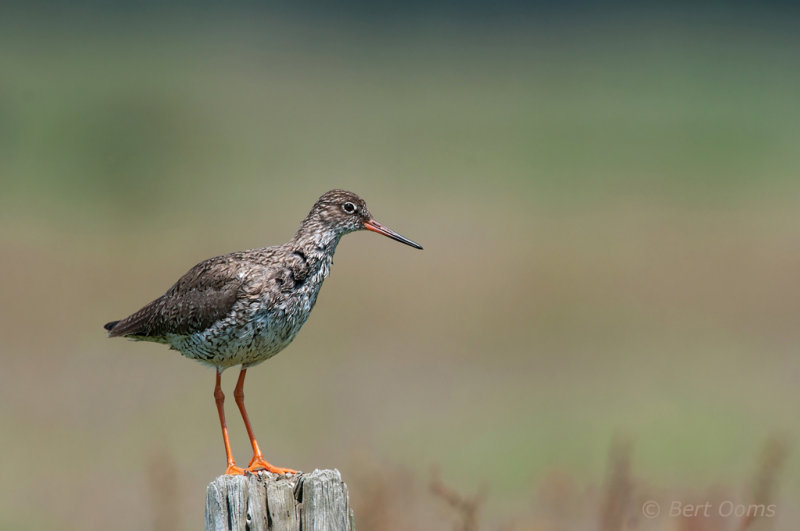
[1,3,799,530]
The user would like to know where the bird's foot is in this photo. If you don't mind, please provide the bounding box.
[246,456,297,475]
[224,463,246,475]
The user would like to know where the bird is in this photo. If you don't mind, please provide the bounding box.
[104,189,422,475]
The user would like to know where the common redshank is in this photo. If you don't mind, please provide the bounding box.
[104,190,422,475]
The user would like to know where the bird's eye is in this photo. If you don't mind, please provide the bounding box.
[342,202,357,214]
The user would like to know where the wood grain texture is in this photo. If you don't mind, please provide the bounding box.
[205,469,354,531]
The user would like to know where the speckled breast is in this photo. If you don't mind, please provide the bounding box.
[167,275,324,369]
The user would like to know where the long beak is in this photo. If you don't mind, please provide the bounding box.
[363,219,423,250]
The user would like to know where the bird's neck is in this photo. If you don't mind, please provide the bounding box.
[290,220,343,267]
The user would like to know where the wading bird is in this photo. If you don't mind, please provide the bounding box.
[104,190,422,474]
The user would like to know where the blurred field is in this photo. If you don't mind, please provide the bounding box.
[1,4,799,530]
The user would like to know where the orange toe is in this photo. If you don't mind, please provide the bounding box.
[246,456,297,475]
[225,463,246,475]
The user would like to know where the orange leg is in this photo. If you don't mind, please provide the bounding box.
[214,370,244,475]
[234,368,297,475]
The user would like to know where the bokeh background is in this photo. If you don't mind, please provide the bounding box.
[1,2,798,530]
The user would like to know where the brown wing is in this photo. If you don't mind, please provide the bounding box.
[105,254,246,339]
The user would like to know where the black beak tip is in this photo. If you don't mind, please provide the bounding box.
[393,236,423,250]
[397,235,423,250]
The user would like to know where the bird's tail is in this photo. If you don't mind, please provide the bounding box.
[104,320,120,333]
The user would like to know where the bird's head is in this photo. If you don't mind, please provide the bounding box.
[301,189,423,250]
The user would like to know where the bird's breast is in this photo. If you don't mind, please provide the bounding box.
[168,255,332,368]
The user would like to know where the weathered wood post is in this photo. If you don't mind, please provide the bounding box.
[205,469,354,531]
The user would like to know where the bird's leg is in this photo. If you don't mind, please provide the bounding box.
[234,368,297,475]
[214,369,244,475]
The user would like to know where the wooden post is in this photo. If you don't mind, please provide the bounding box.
[205,469,354,531]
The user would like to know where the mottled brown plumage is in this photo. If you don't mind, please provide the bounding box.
[104,189,422,475]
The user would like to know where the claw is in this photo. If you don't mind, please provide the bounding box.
[246,456,297,475]
[224,463,246,475]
